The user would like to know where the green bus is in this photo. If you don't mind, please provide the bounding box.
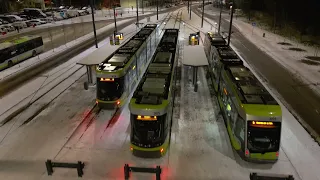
[0,35,44,71]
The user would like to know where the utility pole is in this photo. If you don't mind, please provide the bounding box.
[201,0,204,28]
[218,0,222,33]
[156,0,158,20]
[142,0,144,14]
[90,0,98,48]
[136,0,139,24]
[227,2,234,46]
[189,0,192,20]
[113,5,117,33]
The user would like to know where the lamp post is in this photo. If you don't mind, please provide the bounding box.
[201,0,204,28]
[90,0,98,48]
[136,0,139,24]
[218,0,222,33]
[113,5,117,33]
[227,3,234,46]
[156,0,158,20]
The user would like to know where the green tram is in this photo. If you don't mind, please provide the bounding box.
[204,32,282,162]
[129,29,179,158]
[96,24,159,109]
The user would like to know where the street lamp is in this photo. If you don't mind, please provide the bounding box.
[227,2,234,46]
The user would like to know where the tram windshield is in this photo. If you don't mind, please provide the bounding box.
[247,121,281,153]
[96,77,124,101]
[131,116,163,148]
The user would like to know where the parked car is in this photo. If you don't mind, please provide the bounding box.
[0,19,9,24]
[26,19,45,26]
[81,7,91,14]
[7,15,26,21]
[0,26,8,32]
[0,15,16,23]
[12,21,28,29]
[18,15,31,20]
[75,8,87,16]
[52,12,64,21]
[1,24,15,32]
[56,10,69,19]
[23,8,47,18]
[40,17,54,23]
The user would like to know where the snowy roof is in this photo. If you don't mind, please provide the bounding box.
[227,66,278,105]
[133,29,178,105]
[77,44,118,65]
[182,46,208,66]
[215,46,243,65]
[207,32,226,46]
[148,52,172,74]
[95,24,157,71]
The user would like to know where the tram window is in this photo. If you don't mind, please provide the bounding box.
[132,120,163,147]
[96,77,124,101]
[234,116,245,142]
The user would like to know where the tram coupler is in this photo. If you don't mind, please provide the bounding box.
[124,164,161,180]
[45,159,85,177]
[250,172,294,180]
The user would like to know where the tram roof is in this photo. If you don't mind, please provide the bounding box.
[226,66,278,105]
[97,24,157,71]
[216,46,243,65]
[133,29,178,105]
[207,32,226,46]
[134,52,173,104]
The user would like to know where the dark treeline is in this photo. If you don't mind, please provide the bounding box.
[234,0,320,43]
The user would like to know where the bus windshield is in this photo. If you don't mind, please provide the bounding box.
[96,77,124,101]
[247,121,281,153]
[131,118,163,148]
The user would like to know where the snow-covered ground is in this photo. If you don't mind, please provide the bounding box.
[1,7,320,180]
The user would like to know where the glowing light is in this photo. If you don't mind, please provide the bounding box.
[235,77,240,80]
[245,149,249,156]
[137,115,157,120]
[96,100,98,104]
[100,78,114,82]
[130,147,133,151]
[160,148,164,153]
[132,65,136,70]
[223,88,228,95]
[252,121,273,126]
[116,101,120,105]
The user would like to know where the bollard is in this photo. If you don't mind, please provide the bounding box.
[263,33,265,37]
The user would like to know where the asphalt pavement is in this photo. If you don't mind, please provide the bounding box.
[193,7,320,142]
